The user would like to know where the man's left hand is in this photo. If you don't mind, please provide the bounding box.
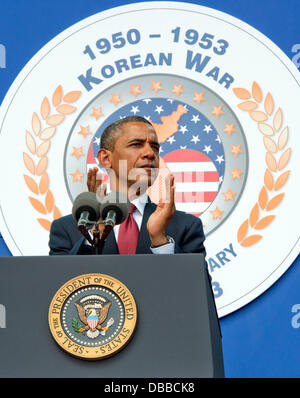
[147,174,176,246]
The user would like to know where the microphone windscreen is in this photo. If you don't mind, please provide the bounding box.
[72,192,100,222]
[99,191,130,225]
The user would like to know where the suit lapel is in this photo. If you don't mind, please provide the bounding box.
[102,229,119,254]
[136,201,156,254]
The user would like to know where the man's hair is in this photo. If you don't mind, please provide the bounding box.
[100,116,154,151]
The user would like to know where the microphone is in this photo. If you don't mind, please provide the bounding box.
[72,192,100,243]
[99,191,130,238]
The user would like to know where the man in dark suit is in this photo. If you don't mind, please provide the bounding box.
[49,116,206,256]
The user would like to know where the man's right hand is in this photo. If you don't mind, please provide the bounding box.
[87,167,103,194]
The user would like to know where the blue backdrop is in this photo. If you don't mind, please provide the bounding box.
[0,0,299,378]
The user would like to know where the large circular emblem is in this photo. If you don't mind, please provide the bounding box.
[48,274,137,360]
[0,2,299,317]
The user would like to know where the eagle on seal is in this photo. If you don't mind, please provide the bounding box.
[75,297,113,339]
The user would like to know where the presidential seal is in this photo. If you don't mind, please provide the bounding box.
[48,274,137,360]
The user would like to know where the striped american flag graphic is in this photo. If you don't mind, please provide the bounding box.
[163,149,219,217]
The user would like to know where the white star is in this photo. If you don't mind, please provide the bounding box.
[130,105,140,115]
[143,98,152,104]
[180,145,187,149]
[159,146,164,154]
[203,124,212,133]
[94,136,100,145]
[167,136,176,144]
[216,155,224,164]
[179,125,188,134]
[167,98,174,103]
[203,145,212,154]
[191,135,200,144]
[219,176,224,183]
[191,114,200,123]
[215,135,221,144]
[144,115,151,121]
[155,105,164,114]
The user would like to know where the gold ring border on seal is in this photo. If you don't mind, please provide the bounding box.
[48,273,138,360]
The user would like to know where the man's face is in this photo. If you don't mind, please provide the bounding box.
[99,121,160,192]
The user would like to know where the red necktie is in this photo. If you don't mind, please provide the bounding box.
[117,204,139,254]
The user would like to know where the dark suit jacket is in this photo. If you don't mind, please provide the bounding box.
[49,201,206,256]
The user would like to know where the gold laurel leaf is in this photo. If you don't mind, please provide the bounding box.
[40,97,50,120]
[238,101,258,111]
[265,152,277,172]
[37,218,52,231]
[52,85,63,107]
[29,197,47,214]
[252,82,262,103]
[237,219,249,243]
[47,114,65,126]
[36,156,48,176]
[264,169,274,191]
[32,112,41,136]
[56,104,77,114]
[45,189,54,213]
[278,148,291,170]
[273,108,283,132]
[25,130,36,154]
[241,235,262,247]
[23,152,35,175]
[63,91,82,103]
[249,111,268,122]
[278,126,289,150]
[233,88,251,100]
[23,175,38,194]
[263,136,277,153]
[275,170,290,191]
[258,186,268,210]
[37,140,51,157]
[53,206,62,220]
[40,126,56,140]
[264,93,274,115]
[249,203,259,227]
[266,193,284,211]
[258,123,274,136]
[39,172,49,195]
[254,215,275,230]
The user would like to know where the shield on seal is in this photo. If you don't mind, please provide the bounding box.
[87,310,99,329]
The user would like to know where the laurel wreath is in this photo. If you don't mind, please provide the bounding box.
[233,82,291,247]
[23,85,81,231]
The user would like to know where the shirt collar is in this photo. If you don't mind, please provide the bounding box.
[131,191,148,216]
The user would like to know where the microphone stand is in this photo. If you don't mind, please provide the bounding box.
[92,223,101,255]
[92,211,117,255]
[78,211,117,255]
[78,220,105,255]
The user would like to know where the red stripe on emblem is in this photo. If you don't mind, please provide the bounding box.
[175,192,217,202]
[163,149,211,162]
[173,171,219,182]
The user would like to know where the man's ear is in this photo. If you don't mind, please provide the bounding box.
[97,148,112,168]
